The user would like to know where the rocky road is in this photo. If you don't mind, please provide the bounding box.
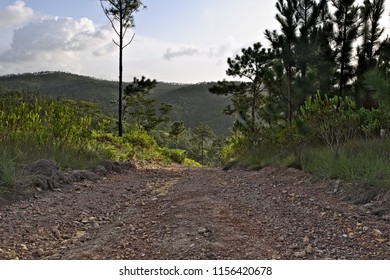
[0,166,389,259]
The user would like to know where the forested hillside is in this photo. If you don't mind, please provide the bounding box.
[0,72,233,135]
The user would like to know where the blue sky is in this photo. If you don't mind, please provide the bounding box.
[0,0,389,83]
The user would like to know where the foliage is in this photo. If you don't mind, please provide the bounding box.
[300,138,390,188]
[0,92,107,191]
[122,76,171,132]
[332,0,361,96]
[0,92,103,151]
[220,131,250,163]
[169,121,185,148]
[265,0,298,122]
[159,148,186,164]
[188,123,216,165]
[0,152,21,192]
[299,92,360,148]
[364,67,390,108]
[210,43,276,142]
[0,91,201,192]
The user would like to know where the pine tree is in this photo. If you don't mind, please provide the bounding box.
[209,43,273,144]
[356,0,385,107]
[312,3,336,96]
[123,77,172,132]
[265,0,298,122]
[332,0,360,96]
[100,0,145,136]
[169,121,185,149]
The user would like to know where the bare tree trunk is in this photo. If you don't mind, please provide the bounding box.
[287,66,292,123]
[118,2,124,137]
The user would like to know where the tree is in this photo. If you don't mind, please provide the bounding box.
[295,0,322,78]
[332,0,360,96]
[356,0,385,107]
[123,77,172,132]
[359,0,385,65]
[265,0,298,122]
[191,123,216,165]
[312,4,336,96]
[364,39,390,108]
[210,43,274,144]
[100,0,145,136]
[169,121,185,148]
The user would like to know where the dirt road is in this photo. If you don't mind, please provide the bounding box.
[0,166,389,259]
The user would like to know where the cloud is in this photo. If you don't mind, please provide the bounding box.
[163,46,200,60]
[0,0,33,28]
[0,16,118,75]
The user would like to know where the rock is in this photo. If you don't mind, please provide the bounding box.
[375,238,388,244]
[198,227,212,238]
[36,248,45,257]
[305,245,314,254]
[294,250,306,258]
[373,229,382,236]
[92,221,100,229]
[303,236,310,244]
[74,230,86,239]
[81,218,90,224]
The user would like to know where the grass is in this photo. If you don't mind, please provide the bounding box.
[0,152,23,193]
[233,141,295,170]
[233,137,390,193]
[0,129,201,193]
[300,139,390,188]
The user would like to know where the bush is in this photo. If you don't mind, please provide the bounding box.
[299,93,360,148]
[220,131,249,163]
[122,126,156,149]
[160,148,186,163]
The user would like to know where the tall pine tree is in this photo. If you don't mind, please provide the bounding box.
[265,0,298,122]
[356,0,385,107]
[332,0,360,96]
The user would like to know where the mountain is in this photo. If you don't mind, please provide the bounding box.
[0,72,234,135]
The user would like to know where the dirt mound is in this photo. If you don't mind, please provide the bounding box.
[24,160,67,190]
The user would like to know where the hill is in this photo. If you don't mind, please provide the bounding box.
[0,72,234,135]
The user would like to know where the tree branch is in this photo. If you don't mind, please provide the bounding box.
[123,33,136,49]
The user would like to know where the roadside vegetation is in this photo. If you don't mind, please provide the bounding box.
[0,88,203,193]
[212,0,390,193]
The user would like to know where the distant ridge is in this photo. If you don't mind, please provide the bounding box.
[0,71,234,135]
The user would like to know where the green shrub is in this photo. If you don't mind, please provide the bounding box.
[160,148,186,163]
[122,126,156,149]
[220,131,249,163]
[183,158,202,167]
[299,92,360,148]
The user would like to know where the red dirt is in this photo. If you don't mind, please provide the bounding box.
[0,166,389,259]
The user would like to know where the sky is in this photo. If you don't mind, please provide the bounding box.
[0,0,389,83]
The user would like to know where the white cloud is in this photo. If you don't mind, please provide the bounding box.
[0,16,119,75]
[0,0,33,28]
[164,46,200,60]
